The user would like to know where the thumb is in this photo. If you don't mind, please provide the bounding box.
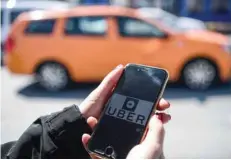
[142,115,165,147]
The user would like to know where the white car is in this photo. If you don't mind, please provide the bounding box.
[138,7,207,32]
[1,0,70,48]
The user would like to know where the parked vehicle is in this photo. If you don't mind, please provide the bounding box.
[1,0,70,64]
[138,7,207,32]
[5,6,231,91]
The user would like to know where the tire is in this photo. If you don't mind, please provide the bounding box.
[36,62,70,91]
[182,59,218,90]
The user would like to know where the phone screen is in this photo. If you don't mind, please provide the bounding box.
[88,64,168,158]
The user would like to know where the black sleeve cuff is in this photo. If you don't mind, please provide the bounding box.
[46,105,89,137]
[41,105,92,158]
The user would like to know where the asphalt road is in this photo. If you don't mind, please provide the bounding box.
[1,67,231,158]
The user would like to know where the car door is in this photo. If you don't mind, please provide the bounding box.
[61,16,114,81]
[112,16,170,68]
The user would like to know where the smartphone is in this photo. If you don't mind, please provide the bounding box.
[87,64,169,159]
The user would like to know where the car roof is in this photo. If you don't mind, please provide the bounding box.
[18,5,138,21]
[1,0,70,10]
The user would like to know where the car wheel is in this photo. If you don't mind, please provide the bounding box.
[183,59,218,90]
[36,62,70,91]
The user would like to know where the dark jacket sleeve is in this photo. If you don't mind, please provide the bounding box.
[1,105,92,159]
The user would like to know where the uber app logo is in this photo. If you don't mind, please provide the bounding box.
[122,97,139,112]
[105,93,154,126]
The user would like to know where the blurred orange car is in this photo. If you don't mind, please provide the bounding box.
[5,6,231,91]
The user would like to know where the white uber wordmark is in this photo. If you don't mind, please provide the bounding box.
[105,93,154,126]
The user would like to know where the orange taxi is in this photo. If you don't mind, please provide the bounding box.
[5,6,231,91]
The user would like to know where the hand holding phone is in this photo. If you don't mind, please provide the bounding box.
[79,64,171,159]
[83,112,170,159]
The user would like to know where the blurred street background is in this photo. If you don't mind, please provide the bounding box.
[1,0,231,158]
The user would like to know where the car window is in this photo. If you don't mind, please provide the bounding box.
[25,19,56,34]
[117,16,164,37]
[64,16,107,36]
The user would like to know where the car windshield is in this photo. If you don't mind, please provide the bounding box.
[10,9,31,24]
[0,8,31,26]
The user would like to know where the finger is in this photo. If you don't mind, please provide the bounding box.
[143,115,165,147]
[87,64,124,106]
[87,117,98,130]
[95,64,124,100]
[156,98,170,111]
[82,133,91,150]
[79,65,124,118]
[156,113,171,124]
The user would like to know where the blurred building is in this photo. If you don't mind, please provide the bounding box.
[174,0,231,34]
[1,0,230,33]
[75,0,231,34]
